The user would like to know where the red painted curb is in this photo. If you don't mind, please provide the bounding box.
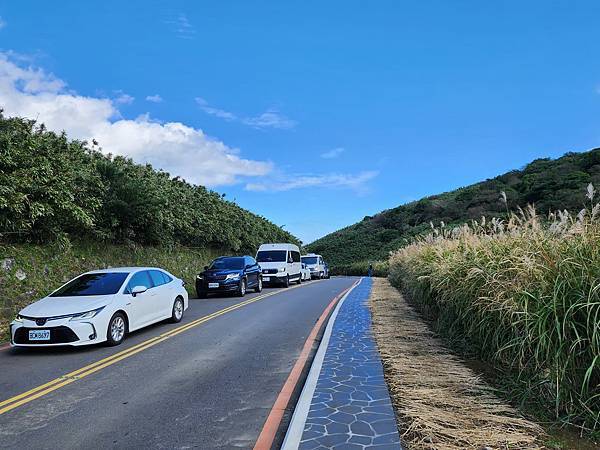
[253,280,359,450]
[0,343,11,351]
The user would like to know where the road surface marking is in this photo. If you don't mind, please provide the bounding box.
[0,281,317,416]
[254,279,361,450]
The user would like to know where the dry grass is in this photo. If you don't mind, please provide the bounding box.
[370,277,545,450]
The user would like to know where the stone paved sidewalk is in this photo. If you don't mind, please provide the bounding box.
[295,278,402,450]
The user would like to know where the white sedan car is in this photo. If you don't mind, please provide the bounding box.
[10,267,188,347]
[300,263,312,282]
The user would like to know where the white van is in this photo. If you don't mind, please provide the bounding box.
[256,243,302,287]
[301,253,327,279]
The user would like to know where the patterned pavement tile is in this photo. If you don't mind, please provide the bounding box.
[298,278,402,449]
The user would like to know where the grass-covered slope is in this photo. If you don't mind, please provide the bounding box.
[0,112,299,251]
[308,149,600,267]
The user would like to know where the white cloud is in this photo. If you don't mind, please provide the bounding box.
[114,91,134,104]
[245,171,378,194]
[321,147,344,159]
[242,109,297,130]
[166,13,196,40]
[0,53,272,186]
[195,97,237,121]
[196,98,297,129]
[0,17,6,30]
[146,94,163,103]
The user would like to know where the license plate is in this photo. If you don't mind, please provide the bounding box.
[263,277,270,282]
[29,330,50,341]
[208,282,219,289]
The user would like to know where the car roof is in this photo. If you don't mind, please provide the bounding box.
[86,267,167,274]
[258,243,300,250]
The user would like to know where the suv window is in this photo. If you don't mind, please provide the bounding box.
[149,270,169,287]
[125,271,154,294]
[245,256,257,267]
[291,251,301,263]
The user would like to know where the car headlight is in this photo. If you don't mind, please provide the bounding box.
[70,307,105,321]
[225,273,240,280]
[14,314,24,323]
[279,267,286,272]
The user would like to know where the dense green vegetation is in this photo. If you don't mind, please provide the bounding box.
[388,206,600,437]
[308,148,600,267]
[0,112,299,251]
[0,241,221,341]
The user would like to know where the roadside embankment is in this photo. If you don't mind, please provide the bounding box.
[0,240,221,342]
[370,277,545,449]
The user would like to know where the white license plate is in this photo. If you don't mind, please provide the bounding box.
[263,277,270,282]
[29,330,50,341]
[208,282,219,289]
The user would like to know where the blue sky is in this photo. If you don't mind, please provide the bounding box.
[1,1,600,243]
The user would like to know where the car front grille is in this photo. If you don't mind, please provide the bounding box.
[262,269,278,274]
[14,326,80,345]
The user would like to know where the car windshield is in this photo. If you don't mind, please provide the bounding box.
[50,273,129,297]
[256,250,287,263]
[209,257,244,270]
[301,257,318,265]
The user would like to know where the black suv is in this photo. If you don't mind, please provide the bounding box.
[196,256,262,298]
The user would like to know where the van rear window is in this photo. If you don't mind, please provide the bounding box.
[301,257,318,265]
[256,250,287,263]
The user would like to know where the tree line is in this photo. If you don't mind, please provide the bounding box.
[0,112,299,252]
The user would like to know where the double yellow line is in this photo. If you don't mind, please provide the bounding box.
[0,282,312,416]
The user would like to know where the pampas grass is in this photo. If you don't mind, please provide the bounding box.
[388,189,600,435]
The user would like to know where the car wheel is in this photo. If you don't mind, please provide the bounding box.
[238,279,247,297]
[283,275,290,288]
[106,312,127,346]
[255,277,263,293]
[296,274,302,285]
[170,297,184,323]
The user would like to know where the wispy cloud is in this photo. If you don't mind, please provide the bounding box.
[242,109,297,130]
[0,17,6,30]
[196,98,297,130]
[114,91,134,105]
[166,13,196,40]
[195,97,237,121]
[321,147,344,159]
[146,94,163,103]
[245,171,378,194]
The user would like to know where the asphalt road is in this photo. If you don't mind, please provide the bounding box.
[0,277,357,449]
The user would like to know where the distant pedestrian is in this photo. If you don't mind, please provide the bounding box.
[368,263,373,277]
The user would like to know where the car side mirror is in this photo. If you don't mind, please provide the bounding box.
[131,285,147,297]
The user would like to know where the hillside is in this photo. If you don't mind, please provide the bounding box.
[0,112,298,251]
[308,148,600,267]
